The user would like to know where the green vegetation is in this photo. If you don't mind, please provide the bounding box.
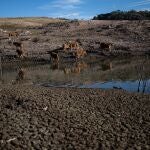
[93,10,150,20]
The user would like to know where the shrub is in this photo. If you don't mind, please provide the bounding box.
[32,37,39,42]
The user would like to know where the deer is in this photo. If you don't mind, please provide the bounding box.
[48,51,59,63]
[63,41,79,51]
[13,42,26,58]
[100,42,113,52]
[73,47,87,59]
[8,31,19,40]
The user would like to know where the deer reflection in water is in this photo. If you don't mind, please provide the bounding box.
[12,68,32,85]
[101,61,113,71]
[16,68,25,81]
[50,62,59,70]
[63,61,88,74]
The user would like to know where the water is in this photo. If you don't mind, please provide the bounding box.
[80,80,150,93]
[0,57,150,94]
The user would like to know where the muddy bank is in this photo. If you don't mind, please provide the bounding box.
[0,85,150,149]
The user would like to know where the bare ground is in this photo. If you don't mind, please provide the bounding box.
[0,19,150,61]
[0,85,150,149]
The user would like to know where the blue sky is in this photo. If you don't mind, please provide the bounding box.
[0,0,150,19]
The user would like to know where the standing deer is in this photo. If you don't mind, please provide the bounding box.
[100,42,113,52]
[48,51,59,63]
[8,31,19,41]
[73,47,87,59]
[8,31,19,38]
[13,42,26,58]
[63,41,79,51]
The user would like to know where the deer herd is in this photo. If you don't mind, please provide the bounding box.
[1,30,113,63]
[0,29,114,84]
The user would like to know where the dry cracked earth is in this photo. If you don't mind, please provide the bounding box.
[0,85,150,149]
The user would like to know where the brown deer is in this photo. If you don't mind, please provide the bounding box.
[13,41,23,49]
[48,51,59,63]
[8,31,19,39]
[73,47,87,59]
[63,41,79,51]
[13,42,25,58]
[100,42,113,52]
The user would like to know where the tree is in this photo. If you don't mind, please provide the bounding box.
[92,10,150,20]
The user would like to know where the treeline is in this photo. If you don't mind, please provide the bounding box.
[93,10,150,20]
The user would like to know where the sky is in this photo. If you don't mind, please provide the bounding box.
[0,0,150,19]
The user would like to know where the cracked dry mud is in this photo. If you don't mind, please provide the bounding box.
[0,85,150,149]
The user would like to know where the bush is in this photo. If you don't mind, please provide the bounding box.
[32,37,39,42]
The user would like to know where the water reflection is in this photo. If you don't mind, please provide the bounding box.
[50,62,59,70]
[11,68,33,85]
[0,57,150,93]
[16,69,25,81]
[80,80,150,94]
[63,61,88,74]
[101,62,113,71]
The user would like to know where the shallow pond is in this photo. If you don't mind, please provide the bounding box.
[0,56,150,94]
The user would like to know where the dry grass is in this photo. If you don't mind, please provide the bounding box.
[0,17,66,28]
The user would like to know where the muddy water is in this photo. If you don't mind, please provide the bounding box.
[0,56,150,93]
